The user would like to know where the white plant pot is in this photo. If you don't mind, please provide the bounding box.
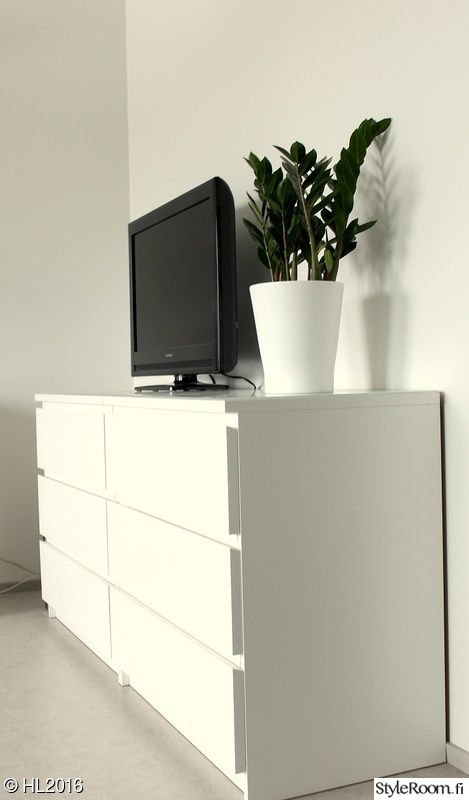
[250,280,344,394]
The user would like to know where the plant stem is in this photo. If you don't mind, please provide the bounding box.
[331,238,343,282]
[293,163,318,280]
[261,209,275,282]
[281,217,289,280]
[291,250,298,281]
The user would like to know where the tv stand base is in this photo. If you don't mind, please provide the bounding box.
[135,374,228,393]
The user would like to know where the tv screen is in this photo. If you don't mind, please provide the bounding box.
[129,177,237,388]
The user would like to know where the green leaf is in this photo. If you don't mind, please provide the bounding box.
[247,196,263,223]
[321,207,333,224]
[332,208,347,237]
[372,117,391,137]
[258,156,273,182]
[341,240,357,258]
[340,147,358,188]
[290,141,306,163]
[343,218,359,238]
[257,246,270,269]
[285,178,296,201]
[299,149,317,175]
[266,197,282,215]
[274,145,292,160]
[280,159,297,178]
[355,219,377,234]
[265,168,283,197]
[247,192,260,208]
[311,218,325,241]
[243,218,264,245]
[324,248,334,274]
[310,193,335,216]
[276,178,287,205]
[280,161,303,203]
[277,177,295,208]
[302,158,332,190]
[299,242,312,266]
[245,152,260,172]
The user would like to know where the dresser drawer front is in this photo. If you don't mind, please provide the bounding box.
[38,476,108,578]
[40,542,111,664]
[106,408,239,542]
[36,406,106,494]
[108,502,242,659]
[110,588,246,778]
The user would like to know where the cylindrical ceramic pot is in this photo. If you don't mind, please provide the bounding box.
[250,280,344,394]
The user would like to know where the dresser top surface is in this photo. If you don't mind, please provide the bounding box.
[35,390,441,413]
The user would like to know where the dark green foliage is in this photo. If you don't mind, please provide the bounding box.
[323,117,391,280]
[243,117,391,281]
[243,150,304,281]
[276,146,333,279]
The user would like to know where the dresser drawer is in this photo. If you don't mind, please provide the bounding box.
[108,502,242,659]
[40,542,111,665]
[38,476,108,578]
[110,587,246,782]
[36,406,106,494]
[106,407,239,543]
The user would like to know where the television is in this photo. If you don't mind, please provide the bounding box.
[129,177,238,391]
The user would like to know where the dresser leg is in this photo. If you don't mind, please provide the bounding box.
[117,670,130,687]
[47,604,56,619]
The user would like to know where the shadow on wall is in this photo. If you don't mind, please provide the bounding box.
[0,406,39,575]
[233,208,266,386]
[355,130,415,389]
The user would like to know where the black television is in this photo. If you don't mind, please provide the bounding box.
[129,177,237,391]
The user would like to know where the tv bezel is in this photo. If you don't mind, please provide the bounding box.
[128,177,237,379]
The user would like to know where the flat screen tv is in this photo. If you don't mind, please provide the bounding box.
[129,177,237,391]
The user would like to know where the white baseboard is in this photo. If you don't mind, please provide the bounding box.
[447,743,469,775]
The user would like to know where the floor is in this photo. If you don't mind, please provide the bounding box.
[0,593,465,800]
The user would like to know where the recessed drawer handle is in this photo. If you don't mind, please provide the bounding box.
[226,427,240,536]
[233,668,246,773]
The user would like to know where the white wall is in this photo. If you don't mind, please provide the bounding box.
[125,0,469,751]
[0,1,130,583]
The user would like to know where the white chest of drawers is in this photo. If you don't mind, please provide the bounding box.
[35,391,446,800]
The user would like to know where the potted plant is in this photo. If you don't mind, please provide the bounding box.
[244,117,391,394]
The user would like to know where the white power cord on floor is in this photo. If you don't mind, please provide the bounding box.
[0,557,40,595]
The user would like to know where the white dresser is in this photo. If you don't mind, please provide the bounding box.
[35,391,446,800]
